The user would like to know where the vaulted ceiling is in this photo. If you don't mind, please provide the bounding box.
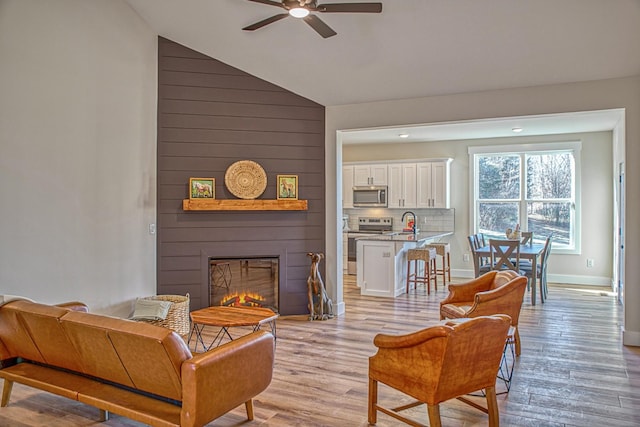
[126,0,640,107]
[124,1,638,141]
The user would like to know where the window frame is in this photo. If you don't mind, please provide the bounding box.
[469,142,582,255]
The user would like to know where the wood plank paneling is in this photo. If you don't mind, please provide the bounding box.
[157,37,325,315]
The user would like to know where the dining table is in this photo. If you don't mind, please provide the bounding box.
[475,242,546,305]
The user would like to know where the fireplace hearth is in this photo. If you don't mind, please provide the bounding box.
[209,257,279,312]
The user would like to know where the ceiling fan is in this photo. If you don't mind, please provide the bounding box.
[242,0,383,38]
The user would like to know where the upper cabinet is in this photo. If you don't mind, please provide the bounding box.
[342,165,354,209]
[417,159,452,208]
[353,164,388,186]
[387,163,417,208]
[344,159,452,209]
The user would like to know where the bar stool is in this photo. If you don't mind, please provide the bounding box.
[424,242,451,287]
[406,247,437,294]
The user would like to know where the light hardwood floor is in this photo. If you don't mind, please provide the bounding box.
[1,276,639,426]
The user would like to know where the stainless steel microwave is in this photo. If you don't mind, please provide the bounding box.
[353,186,387,207]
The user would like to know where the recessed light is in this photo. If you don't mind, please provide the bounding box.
[398,133,409,138]
[289,8,310,18]
[512,127,523,133]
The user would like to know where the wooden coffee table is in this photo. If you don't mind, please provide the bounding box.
[188,306,278,352]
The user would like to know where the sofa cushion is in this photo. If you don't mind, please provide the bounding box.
[0,300,70,364]
[15,301,84,372]
[61,310,191,401]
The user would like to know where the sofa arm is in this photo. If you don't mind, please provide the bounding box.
[180,330,274,427]
[440,271,497,305]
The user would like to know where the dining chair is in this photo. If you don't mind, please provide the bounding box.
[521,235,553,303]
[520,231,533,246]
[468,235,491,277]
[489,239,522,273]
[368,315,511,427]
[517,232,534,274]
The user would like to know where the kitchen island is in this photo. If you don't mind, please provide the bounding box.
[356,231,453,297]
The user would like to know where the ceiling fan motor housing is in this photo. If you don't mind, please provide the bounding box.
[285,0,316,9]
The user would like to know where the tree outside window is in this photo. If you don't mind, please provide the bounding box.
[474,148,576,250]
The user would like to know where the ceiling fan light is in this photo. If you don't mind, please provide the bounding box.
[289,7,310,18]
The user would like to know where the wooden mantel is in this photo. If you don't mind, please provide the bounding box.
[182,199,308,211]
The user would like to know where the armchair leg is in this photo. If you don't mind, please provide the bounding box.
[486,386,500,427]
[1,380,13,407]
[514,327,521,356]
[426,404,442,427]
[245,400,254,420]
[368,378,378,425]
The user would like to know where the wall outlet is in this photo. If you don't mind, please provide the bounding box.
[587,258,594,268]
[149,223,156,235]
[463,254,470,263]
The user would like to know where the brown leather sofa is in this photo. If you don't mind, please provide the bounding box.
[0,299,274,427]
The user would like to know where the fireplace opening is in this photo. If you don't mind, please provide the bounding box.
[209,257,279,312]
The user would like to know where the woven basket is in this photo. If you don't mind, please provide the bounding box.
[140,294,190,336]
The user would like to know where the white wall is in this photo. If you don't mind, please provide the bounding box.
[343,131,614,285]
[0,0,157,316]
[326,76,640,346]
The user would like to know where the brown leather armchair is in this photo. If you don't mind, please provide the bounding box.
[440,270,528,356]
[368,315,511,427]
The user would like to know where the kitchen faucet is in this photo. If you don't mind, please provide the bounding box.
[401,211,417,234]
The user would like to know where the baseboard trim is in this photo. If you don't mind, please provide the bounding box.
[335,301,346,316]
[622,328,640,347]
[547,274,612,287]
[451,269,612,287]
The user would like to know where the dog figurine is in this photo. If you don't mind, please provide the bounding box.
[306,252,334,321]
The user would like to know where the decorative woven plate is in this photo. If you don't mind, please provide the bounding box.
[224,160,267,199]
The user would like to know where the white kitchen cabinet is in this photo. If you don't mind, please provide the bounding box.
[353,164,387,186]
[342,165,354,208]
[357,240,395,297]
[417,159,452,208]
[388,163,417,208]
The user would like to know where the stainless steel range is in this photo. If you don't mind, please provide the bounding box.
[347,217,393,275]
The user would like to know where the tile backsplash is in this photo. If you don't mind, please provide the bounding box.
[343,208,455,233]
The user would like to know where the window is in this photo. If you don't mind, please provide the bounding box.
[469,142,581,253]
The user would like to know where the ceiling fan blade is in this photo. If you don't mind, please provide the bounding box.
[247,0,286,8]
[317,2,382,13]
[243,13,289,31]
[303,14,337,38]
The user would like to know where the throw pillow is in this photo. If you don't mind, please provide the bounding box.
[130,298,172,321]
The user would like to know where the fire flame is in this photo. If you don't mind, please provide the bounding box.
[220,292,265,307]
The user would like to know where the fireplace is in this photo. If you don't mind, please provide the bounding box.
[209,257,279,312]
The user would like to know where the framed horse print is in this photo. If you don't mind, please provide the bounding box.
[277,175,298,200]
[189,178,215,200]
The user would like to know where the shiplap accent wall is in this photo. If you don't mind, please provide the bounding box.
[157,38,325,315]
